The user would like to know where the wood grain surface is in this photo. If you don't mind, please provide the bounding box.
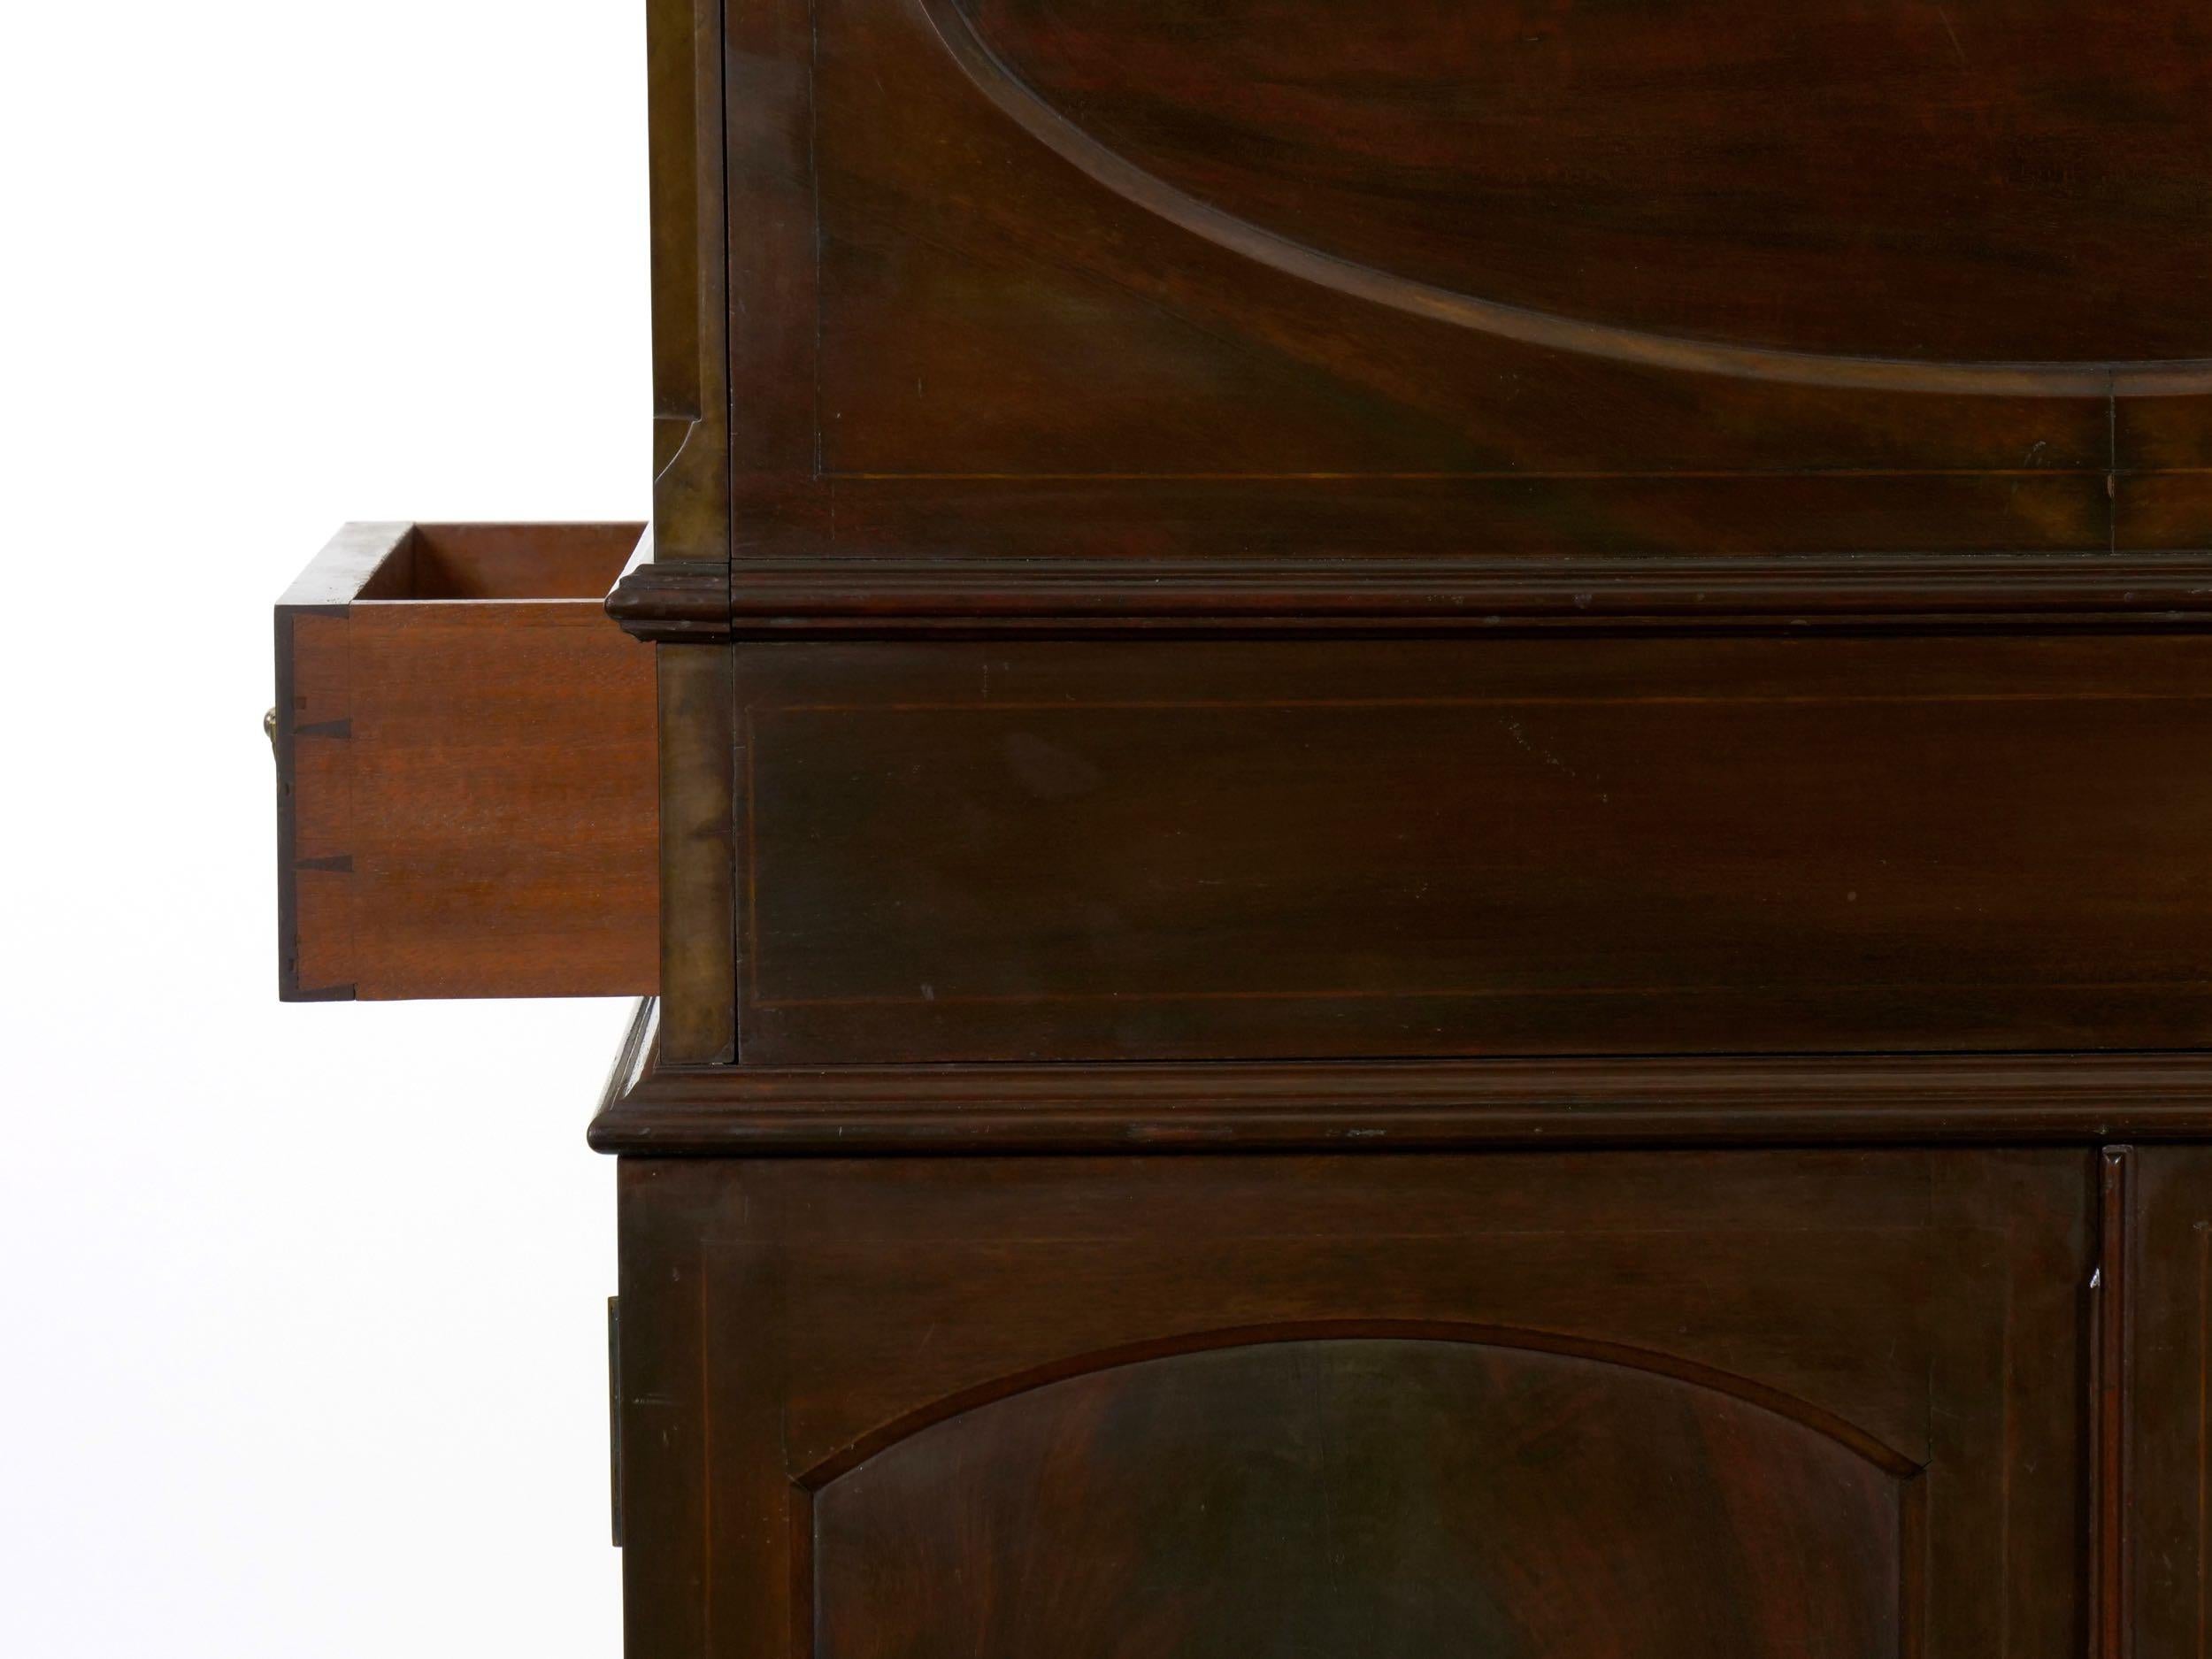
[640,0,2212,572]
[731,634,2212,1063]
[618,1149,2091,1659]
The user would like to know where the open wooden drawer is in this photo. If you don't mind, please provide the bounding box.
[275,522,657,1000]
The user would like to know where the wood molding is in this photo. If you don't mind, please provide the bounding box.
[2093,1146,2135,1659]
[606,551,2212,640]
[590,1003,2212,1153]
[606,558,733,641]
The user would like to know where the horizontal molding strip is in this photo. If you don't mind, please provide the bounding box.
[591,1038,2212,1155]
[608,552,2212,641]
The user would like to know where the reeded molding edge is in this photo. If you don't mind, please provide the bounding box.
[606,557,733,641]
[606,551,2212,640]
[590,1025,2212,1154]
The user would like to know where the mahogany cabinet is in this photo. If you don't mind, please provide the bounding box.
[277,0,2212,1653]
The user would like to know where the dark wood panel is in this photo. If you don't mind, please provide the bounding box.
[946,0,2212,366]
[646,0,733,558]
[617,1150,2090,1659]
[2117,472,2212,551]
[685,0,2212,565]
[2126,1146,2212,1656]
[656,645,736,1062]
[614,1163,716,1659]
[735,636,2212,1064]
[804,472,2114,560]
[2118,397,2212,473]
[812,196,2115,474]
[274,522,659,1000]
[818,1339,1902,1659]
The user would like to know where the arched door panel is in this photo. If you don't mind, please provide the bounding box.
[817,1337,1905,1659]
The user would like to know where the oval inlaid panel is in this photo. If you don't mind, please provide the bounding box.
[814,1339,1907,1658]
[925,0,2212,391]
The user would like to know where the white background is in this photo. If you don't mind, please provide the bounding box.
[3,4,643,1652]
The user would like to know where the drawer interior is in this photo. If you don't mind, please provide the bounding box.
[276,522,657,1001]
[351,522,651,602]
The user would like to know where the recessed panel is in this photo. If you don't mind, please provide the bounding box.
[941,0,2212,371]
[816,1340,1904,1659]
[777,0,2212,556]
[739,636,2212,1062]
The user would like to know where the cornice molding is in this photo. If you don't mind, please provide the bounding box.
[606,551,2212,641]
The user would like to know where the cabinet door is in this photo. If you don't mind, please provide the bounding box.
[2127,1147,2212,1655]
[618,1150,2092,1659]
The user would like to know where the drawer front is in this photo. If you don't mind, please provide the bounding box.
[276,522,657,1001]
[735,634,2212,1063]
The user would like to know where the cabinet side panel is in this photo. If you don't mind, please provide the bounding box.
[618,1162,712,1659]
[657,645,738,1061]
[649,0,732,557]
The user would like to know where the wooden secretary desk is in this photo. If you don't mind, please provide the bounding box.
[276,2,2212,1654]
